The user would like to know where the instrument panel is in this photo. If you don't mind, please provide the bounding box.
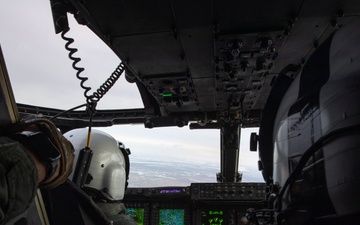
[124,182,266,225]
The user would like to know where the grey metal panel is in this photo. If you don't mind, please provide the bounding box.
[0,45,19,126]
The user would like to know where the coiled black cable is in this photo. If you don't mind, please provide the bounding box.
[58,28,126,188]
[60,30,125,104]
[89,62,125,103]
[61,30,91,102]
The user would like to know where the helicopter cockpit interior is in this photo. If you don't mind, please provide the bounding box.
[1,0,360,224]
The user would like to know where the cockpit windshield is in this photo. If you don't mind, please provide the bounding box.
[0,0,262,188]
[98,126,262,187]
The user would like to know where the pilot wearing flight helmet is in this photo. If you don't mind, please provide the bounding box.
[64,128,137,225]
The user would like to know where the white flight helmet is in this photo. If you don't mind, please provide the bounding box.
[64,128,126,201]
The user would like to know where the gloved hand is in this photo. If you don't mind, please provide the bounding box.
[6,115,75,188]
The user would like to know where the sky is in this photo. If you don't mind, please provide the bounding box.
[0,0,262,182]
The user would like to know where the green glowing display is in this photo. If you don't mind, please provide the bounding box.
[162,93,173,97]
[201,210,224,225]
[159,209,184,225]
[127,208,144,225]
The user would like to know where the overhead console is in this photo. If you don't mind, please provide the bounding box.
[123,182,266,225]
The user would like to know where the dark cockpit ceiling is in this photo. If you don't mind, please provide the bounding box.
[44,0,358,130]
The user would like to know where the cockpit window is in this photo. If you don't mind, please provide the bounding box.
[99,126,262,187]
[0,1,262,188]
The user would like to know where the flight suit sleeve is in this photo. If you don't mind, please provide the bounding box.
[0,137,38,225]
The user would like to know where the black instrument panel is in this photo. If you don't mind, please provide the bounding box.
[124,182,266,225]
